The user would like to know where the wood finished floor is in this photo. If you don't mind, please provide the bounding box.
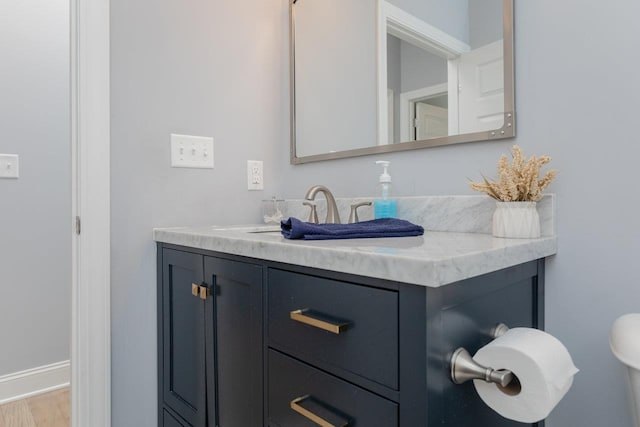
[0,388,69,427]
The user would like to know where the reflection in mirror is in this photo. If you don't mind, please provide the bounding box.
[382,0,504,144]
[292,0,378,158]
[387,33,449,143]
[290,0,514,163]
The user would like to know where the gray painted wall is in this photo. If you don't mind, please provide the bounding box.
[388,35,448,144]
[110,0,640,426]
[110,0,287,424]
[0,0,70,376]
[400,41,448,93]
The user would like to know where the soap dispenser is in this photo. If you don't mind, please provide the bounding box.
[374,160,398,219]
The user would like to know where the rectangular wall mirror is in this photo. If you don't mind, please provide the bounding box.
[290,0,515,164]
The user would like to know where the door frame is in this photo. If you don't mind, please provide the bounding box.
[70,0,111,426]
[399,83,449,142]
[376,0,469,145]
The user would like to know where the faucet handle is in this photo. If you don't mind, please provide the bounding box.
[348,201,373,224]
[303,201,319,224]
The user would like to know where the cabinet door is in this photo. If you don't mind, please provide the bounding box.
[162,249,206,427]
[204,257,263,427]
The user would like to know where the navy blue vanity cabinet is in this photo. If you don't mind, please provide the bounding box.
[265,261,545,427]
[422,260,545,427]
[203,256,263,427]
[158,243,546,427]
[163,410,190,427]
[160,249,206,427]
[158,247,263,427]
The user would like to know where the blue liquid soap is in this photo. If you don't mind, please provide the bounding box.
[374,161,398,219]
[374,198,398,219]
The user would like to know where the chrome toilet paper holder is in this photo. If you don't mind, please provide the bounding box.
[450,323,513,387]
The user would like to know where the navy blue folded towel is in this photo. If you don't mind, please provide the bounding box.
[281,217,424,240]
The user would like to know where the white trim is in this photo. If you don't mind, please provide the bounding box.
[377,0,470,146]
[399,83,448,142]
[0,361,70,405]
[376,0,389,146]
[382,1,470,59]
[387,89,394,144]
[447,59,460,135]
[70,0,111,426]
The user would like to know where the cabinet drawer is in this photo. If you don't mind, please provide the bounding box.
[267,268,398,389]
[268,350,398,427]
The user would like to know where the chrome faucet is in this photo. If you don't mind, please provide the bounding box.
[304,185,340,224]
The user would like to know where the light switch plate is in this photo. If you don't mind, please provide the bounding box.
[170,134,214,168]
[0,154,19,179]
[247,160,263,190]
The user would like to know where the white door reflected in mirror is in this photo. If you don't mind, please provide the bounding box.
[415,102,448,140]
[456,40,505,134]
[379,0,504,145]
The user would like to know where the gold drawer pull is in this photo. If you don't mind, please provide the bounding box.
[290,309,349,334]
[191,283,200,297]
[290,395,349,427]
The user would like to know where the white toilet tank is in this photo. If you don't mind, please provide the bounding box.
[611,314,640,427]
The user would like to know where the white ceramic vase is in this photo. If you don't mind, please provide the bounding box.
[492,201,540,238]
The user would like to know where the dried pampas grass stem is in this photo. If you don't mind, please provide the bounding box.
[470,145,556,202]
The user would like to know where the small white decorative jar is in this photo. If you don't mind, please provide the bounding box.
[492,201,540,238]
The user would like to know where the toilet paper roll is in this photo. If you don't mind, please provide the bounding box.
[473,327,579,423]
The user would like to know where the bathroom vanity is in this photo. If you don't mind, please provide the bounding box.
[154,218,556,427]
[154,0,535,421]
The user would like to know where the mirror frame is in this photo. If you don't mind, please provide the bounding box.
[290,0,515,164]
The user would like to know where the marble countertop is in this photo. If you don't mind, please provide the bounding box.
[153,224,557,288]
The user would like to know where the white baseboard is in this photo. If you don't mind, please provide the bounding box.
[0,361,70,405]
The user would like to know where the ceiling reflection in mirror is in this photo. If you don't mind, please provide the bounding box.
[290,0,514,163]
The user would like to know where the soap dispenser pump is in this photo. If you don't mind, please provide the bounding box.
[374,160,398,219]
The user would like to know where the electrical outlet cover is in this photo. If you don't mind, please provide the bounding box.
[0,154,19,179]
[247,160,263,190]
